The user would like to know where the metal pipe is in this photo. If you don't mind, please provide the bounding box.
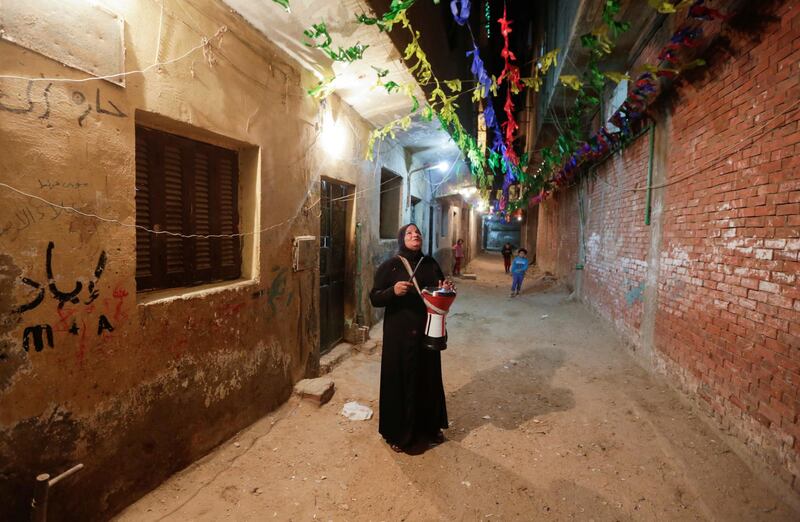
[355,222,363,325]
[406,165,428,210]
[645,124,656,226]
[31,464,83,522]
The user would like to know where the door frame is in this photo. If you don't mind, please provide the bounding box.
[318,177,356,355]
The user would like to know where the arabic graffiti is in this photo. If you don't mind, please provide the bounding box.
[75,88,127,127]
[0,80,127,126]
[10,242,114,357]
[22,324,54,352]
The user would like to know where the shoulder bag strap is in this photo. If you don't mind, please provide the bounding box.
[396,255,423,295]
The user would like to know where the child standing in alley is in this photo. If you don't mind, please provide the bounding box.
[452,238,465,276]
[501,242,514,273]
[510,248,529,297]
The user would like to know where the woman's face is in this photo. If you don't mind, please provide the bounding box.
[404,225,422,251]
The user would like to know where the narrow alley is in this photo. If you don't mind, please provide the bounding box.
[2,0,799,519]
[117,255,798,521]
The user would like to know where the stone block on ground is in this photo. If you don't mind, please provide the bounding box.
[320,342,353,374]
[354,339,379,355]
[294,377,335,406]
[460,273,477,280]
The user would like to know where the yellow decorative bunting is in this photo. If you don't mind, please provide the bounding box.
[559,75,583,91]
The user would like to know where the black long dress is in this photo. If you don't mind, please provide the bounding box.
[369,238,449,448]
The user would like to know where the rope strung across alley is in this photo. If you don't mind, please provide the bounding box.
[0,144,460,238]
[0,131,461,239]
[0,1,467,240]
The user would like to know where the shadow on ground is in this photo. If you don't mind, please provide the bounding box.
[445,348,574,441]
[392,441,627,520]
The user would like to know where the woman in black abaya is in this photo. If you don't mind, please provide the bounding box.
[369,223,452,452]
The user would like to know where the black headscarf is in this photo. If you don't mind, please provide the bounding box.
[397,223,424,263]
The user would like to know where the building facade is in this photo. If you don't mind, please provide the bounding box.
[0,1,473,519]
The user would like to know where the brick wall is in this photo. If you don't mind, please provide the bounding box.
[534,0,800,490]
[583,136,651,346]
[655,0,800,489]
[535,187,580,282]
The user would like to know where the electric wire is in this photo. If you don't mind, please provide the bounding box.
[0,27,227,84]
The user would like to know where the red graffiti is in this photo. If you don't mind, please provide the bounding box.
[111,286,129,322]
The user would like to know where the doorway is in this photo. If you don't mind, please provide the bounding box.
[319,179,348,355]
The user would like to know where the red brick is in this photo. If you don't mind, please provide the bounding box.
[549,9,800,490]
[777,203,800,216]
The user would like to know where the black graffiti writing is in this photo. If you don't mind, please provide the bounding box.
[77,105,92,127]
[46,241,83,308]
[38,83,53,120]
[13,206,44,232]
[8,242,114,359]
[97,315,114,335]
[0,201,67,237]
[0,80,34,114]
[84,250,107,304]
[22,325,54,352]
[72,88,126,126]
[8,203,63,233]
[37,179,89,190]
[0,81,52,120]
[11,242,107,313]
[13,278,44,314]
[95,88,126,118]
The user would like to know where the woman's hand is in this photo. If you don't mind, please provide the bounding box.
[393,281,414,296]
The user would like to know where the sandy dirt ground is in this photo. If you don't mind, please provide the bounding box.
[116,254,799,521]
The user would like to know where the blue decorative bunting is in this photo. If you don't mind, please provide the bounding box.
[450,0,471,26]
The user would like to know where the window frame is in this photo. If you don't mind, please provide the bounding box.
[135,125,242,293]
[378,168,402,240]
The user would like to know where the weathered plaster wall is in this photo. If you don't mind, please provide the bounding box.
[0,1,402,519]
[313,96,409,340]
[434,196,477,275]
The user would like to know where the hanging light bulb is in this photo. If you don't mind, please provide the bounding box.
[320,106,347,158]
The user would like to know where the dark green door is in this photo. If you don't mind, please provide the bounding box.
[319,180,347,354]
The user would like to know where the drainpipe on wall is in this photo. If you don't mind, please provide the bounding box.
[571,176,587,301]
[355,221,363,326]
[644,124,656,226]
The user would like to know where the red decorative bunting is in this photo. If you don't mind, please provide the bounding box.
[688,2,730,21]
[497,7,522,165]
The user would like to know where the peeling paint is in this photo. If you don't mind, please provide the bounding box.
[625,281,645,306]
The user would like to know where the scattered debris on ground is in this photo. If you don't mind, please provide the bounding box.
[340,401,373,421]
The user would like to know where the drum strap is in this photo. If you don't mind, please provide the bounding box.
[396,256,446,315]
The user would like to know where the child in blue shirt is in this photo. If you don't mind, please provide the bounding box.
[510,248,529,297]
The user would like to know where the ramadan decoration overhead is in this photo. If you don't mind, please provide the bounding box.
[282,0,731,209]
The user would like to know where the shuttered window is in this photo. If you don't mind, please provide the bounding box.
[135,125,241,292]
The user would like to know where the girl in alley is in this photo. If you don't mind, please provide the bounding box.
[370,224,453,452]
[501,242,514,273]
[452,238,464,276]
[510,248,529,297]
